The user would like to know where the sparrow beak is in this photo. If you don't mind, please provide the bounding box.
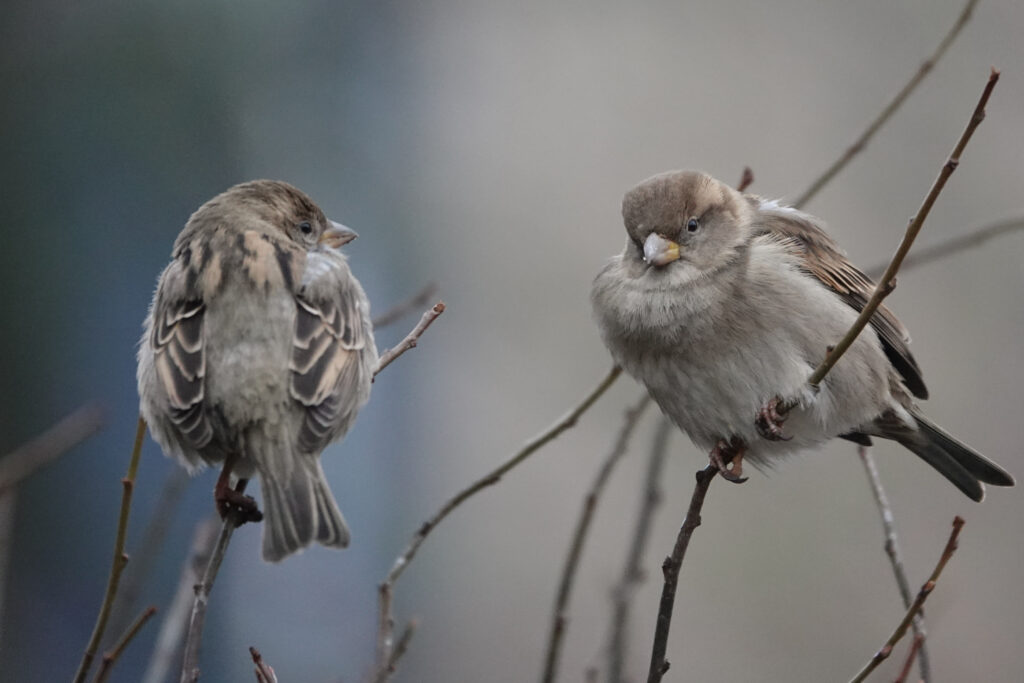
[643,233,681,267]
[319,221,358,249]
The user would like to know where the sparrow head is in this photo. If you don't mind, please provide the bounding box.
[183,180,357,252]
[621,170,754,275]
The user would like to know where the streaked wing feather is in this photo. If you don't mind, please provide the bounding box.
[290,276,368,452]
[151,261,213,447]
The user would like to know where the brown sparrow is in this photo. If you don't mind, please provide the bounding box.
[138,180,377,561]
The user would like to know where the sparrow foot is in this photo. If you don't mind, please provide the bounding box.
[215,486,264,526]
[756,396,791,442]
[214,462,264,526]
[709,437,748,483]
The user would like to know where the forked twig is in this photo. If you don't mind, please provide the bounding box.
[73,417,147,683]
[93,606,158,683]
[848,517,965,683]
[858,447,930,680]
[374,302,446,378]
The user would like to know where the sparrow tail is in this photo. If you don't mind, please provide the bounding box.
[260,458,351,562]
[897,412,1015,502]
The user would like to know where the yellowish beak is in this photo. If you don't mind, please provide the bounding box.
[319,220,358,249]
[643,233,681,267]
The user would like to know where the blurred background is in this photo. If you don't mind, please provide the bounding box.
[2,0,1022,681]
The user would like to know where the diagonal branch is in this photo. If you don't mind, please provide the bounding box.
[374,302,446,378]
[372,283,439,328]
[646,465,718,683]
[93,605,158,683]
[848,517,965,683]
[375,365,622,675]
[800,68,999,394]
[793,0,978,209]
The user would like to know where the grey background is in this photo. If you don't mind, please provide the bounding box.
[1,0,1022,681]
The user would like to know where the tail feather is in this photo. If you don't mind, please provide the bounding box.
[894,412,1015,503]
[260,459,350,562]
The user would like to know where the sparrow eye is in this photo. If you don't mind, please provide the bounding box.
[686,218,700,233]
[298,221,313,236]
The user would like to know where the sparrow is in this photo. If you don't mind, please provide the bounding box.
[591,170,1014,500]
[138,180,377,561]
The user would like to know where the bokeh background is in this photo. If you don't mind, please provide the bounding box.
[2,0,1023,681]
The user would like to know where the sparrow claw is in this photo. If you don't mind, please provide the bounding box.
[216,488,264,526]
[756,396,792,442]
[709,437,748,484]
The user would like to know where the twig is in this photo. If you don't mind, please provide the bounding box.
[373,620,418,683]
[894,634,926,683]
[372,282,439,328]
[646,465,717,683]
[250,646,279,683]
[858,446,930,681]
[73,416,147,683]
[373,302,446,378]
[799,68,999,395]
[376,366,622,669]
[792,0,978,209]
[540,394,652,683]
[608,416,673,683]
[736,167,754,192]
[141,518,219,683]
[848,516,965,683]
[865,215,1024,279]
[180,481,251,683]
[93,606,158,683]
[0,401,106,492]
[107,468,191,644]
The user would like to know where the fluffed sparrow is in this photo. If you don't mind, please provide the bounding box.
[138,180,377,561]
[591,170,1014,500]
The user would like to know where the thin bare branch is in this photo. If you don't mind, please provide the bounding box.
[865,215,1024,279]
[372,283,439,328]
[73,417,147,683]
[0,401,106,491]
[141,518,219,683]
[894,634,926,683]
[800,68,999,394]
[376,366,622,668]
[373,302,446,378]
[858,446,930,680]
[608,416,673,683]
[792,0,978,209]
[93,606,158,683]
[373,620,417,683]
[849,517,965,683]
[540,394,652,683]
[646,465,717,683]
[250,646,279,683]
[107,468,190,643]
[180,481,251,683]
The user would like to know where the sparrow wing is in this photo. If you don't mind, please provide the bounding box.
[756,204,929,399]
[150,256,213,447]
[290,256,373,452]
